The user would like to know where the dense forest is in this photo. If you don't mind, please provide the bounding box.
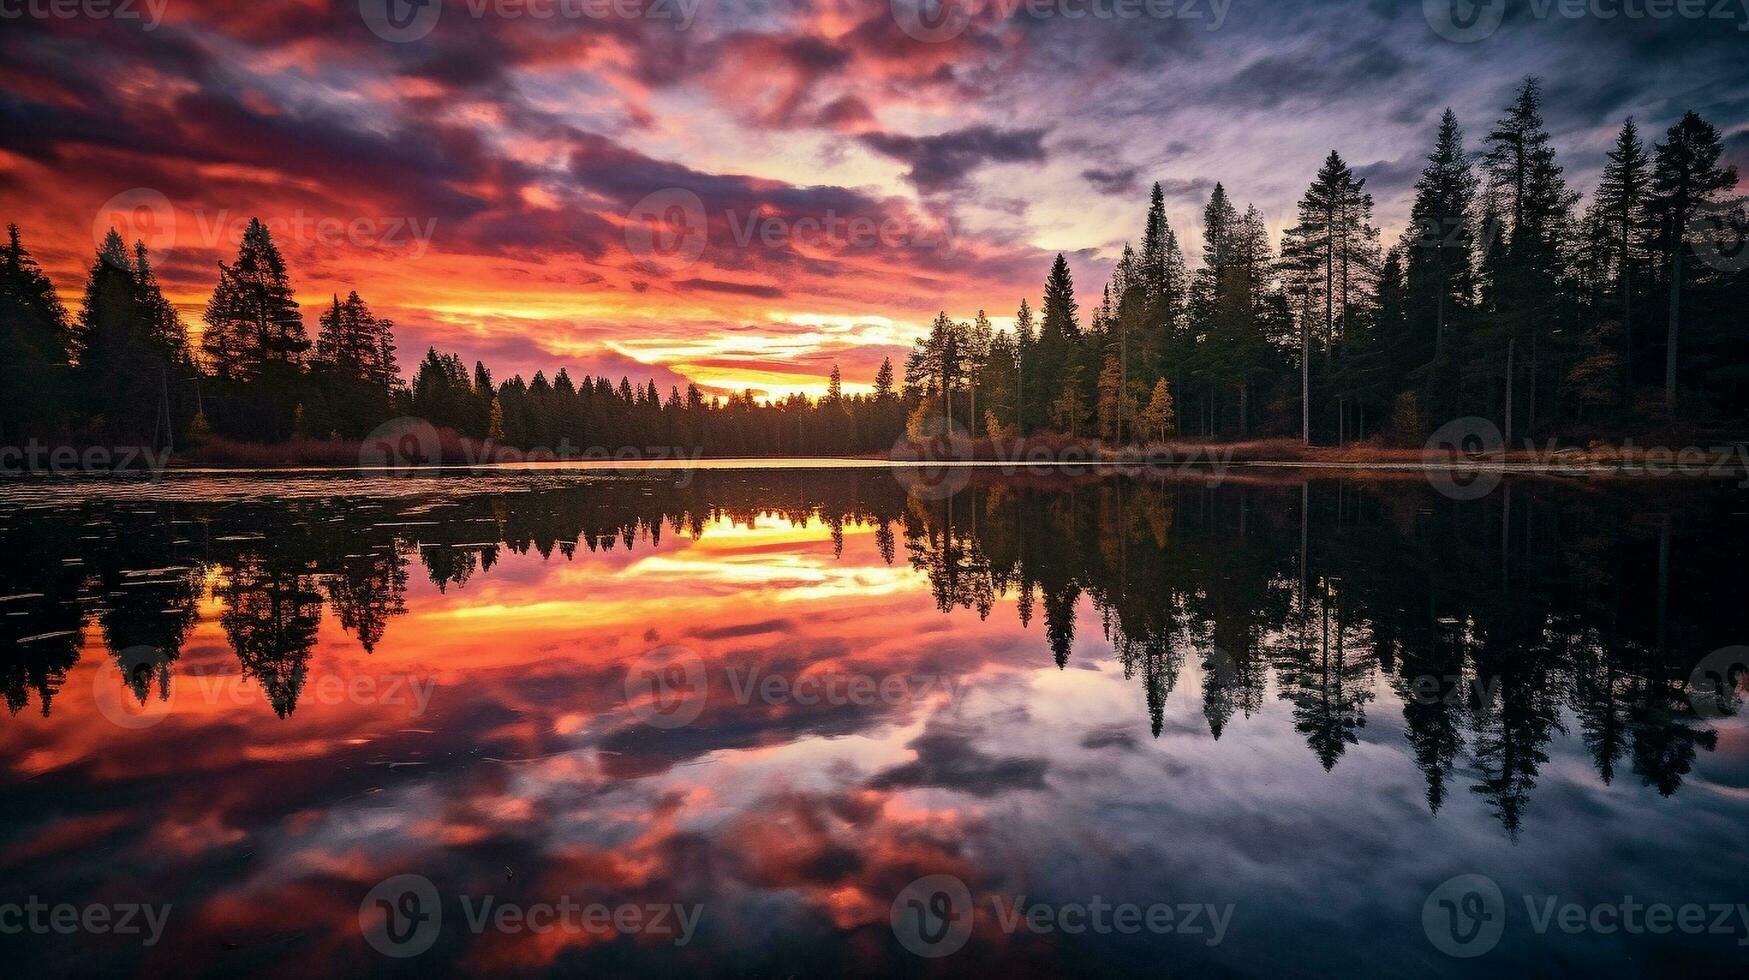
[931,78,1748,447]
[2,77,1744,458]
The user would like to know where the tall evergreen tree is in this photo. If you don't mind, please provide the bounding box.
[316,292,382,380]
[77,231,187,442]
[873,357,894,400]
[1138,180,1189,340]
[311,290,399,437]
[1029,256,1082,430]
[1014,297,1035,432]
[1590,117,1650,396]
[1402,109,1478,371]
[1281,151,1379,442]
[202,218,306,382]
[132,243,188,363]
[1191,183,1242,329]
[1648,110,1738,412]
[1478,77,1577,441]
[1040,253,1081,341]
[0,224,74,437]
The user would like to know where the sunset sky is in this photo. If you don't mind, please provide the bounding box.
[4,0,1746,398]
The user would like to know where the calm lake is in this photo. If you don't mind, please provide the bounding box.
[3,466,1747,977]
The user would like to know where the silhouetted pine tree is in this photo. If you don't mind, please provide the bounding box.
[202,218,306,381]
[0,224,74,438]
[1477,77,1577,442]
[1647,110,1738,412]
[1589,117,1649,398]
[1401,109,1477,420]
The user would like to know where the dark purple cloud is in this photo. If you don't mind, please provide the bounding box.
[858,126,1049,193]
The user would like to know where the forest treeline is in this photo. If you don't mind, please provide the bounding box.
[911,78,1748,447]
[2,77,1744,457]
[0,218,908,457]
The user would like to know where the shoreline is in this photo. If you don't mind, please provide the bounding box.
[3,451,1746,482]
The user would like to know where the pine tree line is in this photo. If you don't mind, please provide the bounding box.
[908,77,1747,447]
[0,218,911,455]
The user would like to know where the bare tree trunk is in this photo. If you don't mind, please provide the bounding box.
[1301,301,1311,446]
[1527,332,1538,437]
[1665,246,1682,413]
[1621,228,1633,405]
[1504,336,1516,448]
[1435,247,1446,358]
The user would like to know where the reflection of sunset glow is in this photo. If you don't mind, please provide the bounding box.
[5,475,1749,975]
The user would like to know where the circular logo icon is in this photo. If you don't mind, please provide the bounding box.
[891,874,973,958]
[360,873,442,957]
[891,0,977,43]
[891,414,972,501]
[360,0,443,43]
[93,645,176,729]
[1422,873,1505,958]
[1424,0,1506,43]
[624,645,709,729]
[93,188,176,269]
[1424,416,1504,501]
[625,188,708,273]
[1688,199,1749,273]
[1687,646,1749,721]
[360,417,443,475]
[1203,646,1240,690]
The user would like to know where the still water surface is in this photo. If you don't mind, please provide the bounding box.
[2,468,1746,977]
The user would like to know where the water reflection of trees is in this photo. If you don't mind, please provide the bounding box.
[2,471,1741,835]
[900,473,1741,836]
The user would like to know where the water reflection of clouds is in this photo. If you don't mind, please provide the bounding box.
[4,475,1749,974]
